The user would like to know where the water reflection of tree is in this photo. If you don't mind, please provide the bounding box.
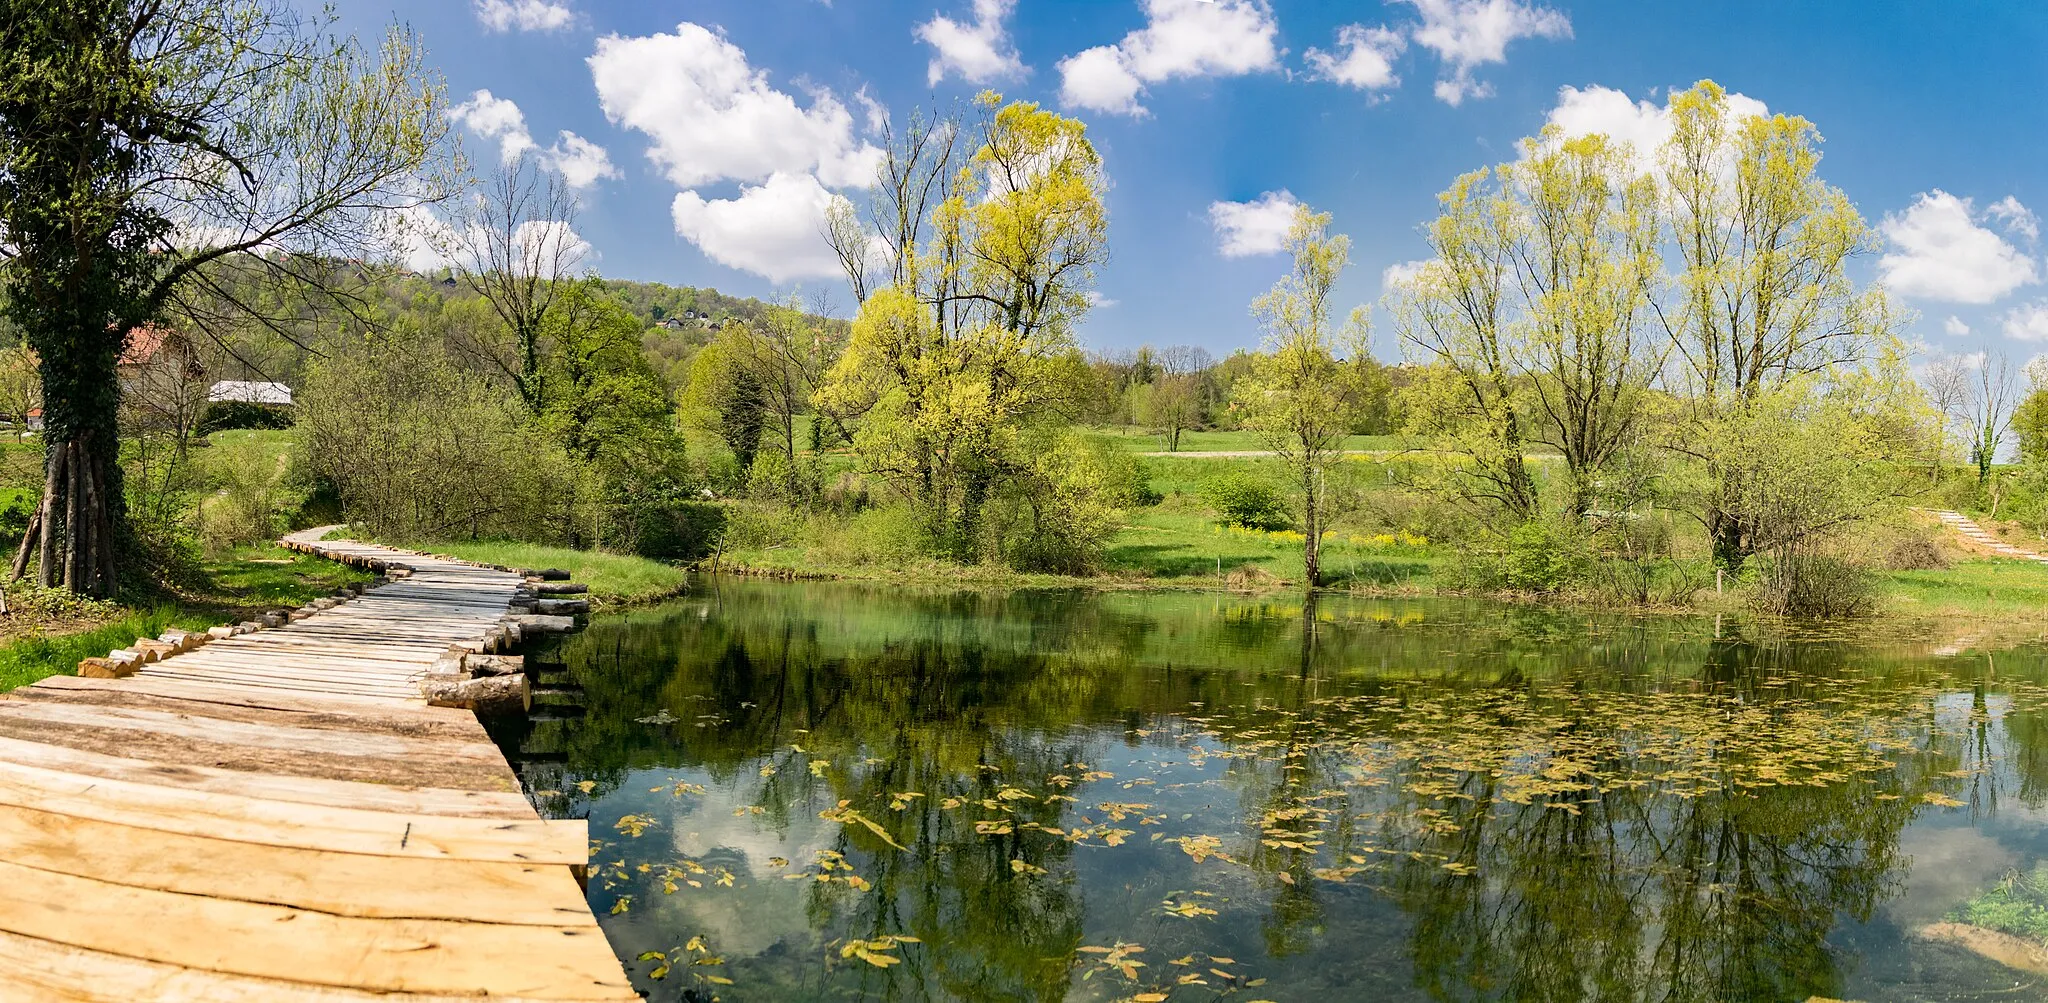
[1208,649,1948,1002]
[538,581,2018,1001]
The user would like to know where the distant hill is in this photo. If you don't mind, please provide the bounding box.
[600,278,842,331]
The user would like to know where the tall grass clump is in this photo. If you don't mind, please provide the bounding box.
[0,607,217,692]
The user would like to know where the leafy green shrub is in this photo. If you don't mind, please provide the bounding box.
[1750,550,1878,618]
[830,506,931,565]
[1100,449,1162,508]
[1006,435,1131,573]
[631,501,726,561]
[198,401,293,434]
[0,496,30,550]
[1202,472,1287,531]
[1449,522,1591,594]
[1498,522,1590,592]
[197,444,287,554]
[721,502,802,551]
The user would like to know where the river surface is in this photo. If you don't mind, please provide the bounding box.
[491,579,2048,1002]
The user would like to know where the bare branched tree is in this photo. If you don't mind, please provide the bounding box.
[1965,352,2017,486]
[442,155,584,411]
[823,108,960,308]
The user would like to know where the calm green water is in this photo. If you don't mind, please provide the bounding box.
[495,580,2048,1002]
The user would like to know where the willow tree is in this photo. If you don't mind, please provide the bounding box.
[0,0,448,593]
[1656,81,1893,568]
[1392,129,1664,523]
[1388,169,1540,521]
[819,92,1107,557]
[1231,204,1370,588]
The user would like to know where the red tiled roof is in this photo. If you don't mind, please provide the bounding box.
[118,324,180,366]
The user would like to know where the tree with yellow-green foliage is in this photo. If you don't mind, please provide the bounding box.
[819,93,1108,564]
[1230,203,1372,588]
[1390,127,1663,522]
[1655,81,1899,568]
[1392,80,1907,572]
[1388,168,1540,521]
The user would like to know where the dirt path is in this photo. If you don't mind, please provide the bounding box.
[1930,509,2048,564]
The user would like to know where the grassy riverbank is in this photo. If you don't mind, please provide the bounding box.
[0,542,372,692]
[721,502,2048,625]
[385,539,690,605]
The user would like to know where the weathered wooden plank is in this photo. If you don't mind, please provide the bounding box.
[132,663,423,693]
[0,861,636,999]
[157,649,434,673]
[13,679,482,739]
[0,716,521,791]
[0,805,595,925]
[0,701,504,761]
[30,674,432,715]
[0,930,640,1003]
[0,736,533,818]
[0,761,573,859]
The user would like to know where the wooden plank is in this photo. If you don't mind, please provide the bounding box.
[0,862,636,999]
[0,761,573,859]
[0,930,638,1003]
[4,529,636,997]
[203,636,454,657]
[194,638,449,660]
[0,736,533,819]
[158,649,433,673]
[0,701,504,762]
[131,664,421,695]
[135,657,423,683]
[0,716,521,792]
[6,684,487,743]
[0,805,595,925]
[28,674,436,717]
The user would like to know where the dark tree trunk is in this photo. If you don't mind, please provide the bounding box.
[1708,509,1749,573]
[1301,466,1321,588]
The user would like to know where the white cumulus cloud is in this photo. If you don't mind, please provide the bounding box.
[590,22,889,280]
[449,90,617,190]
[388,206,590,275]
[473,0,572,32]
[544,131,619,189]
[1540,84,1769,169]
[1382,259,1433,290]
[1306,25,1405,93]
[1057,0,1281,117]
[1208,191,1299,258]
[590,22,879,188]
[1880,190,2039,304]
[2005,302,2048,342]
[672,173,847,282]
[915,0,1027,85]
[1990,195,2041,242]
[1058,47,1146,117]
[449,89,536,164]
[1945,315,1972,337]
[1402,0,1570,106]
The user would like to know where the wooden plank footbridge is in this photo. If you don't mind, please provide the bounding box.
[0,528,636,1001]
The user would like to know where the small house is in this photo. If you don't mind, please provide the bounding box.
[207,381,294,408]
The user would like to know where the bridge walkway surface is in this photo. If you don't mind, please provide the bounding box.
[0,528,634,1001]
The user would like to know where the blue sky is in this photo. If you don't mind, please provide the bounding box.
[331,1,2048,361]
